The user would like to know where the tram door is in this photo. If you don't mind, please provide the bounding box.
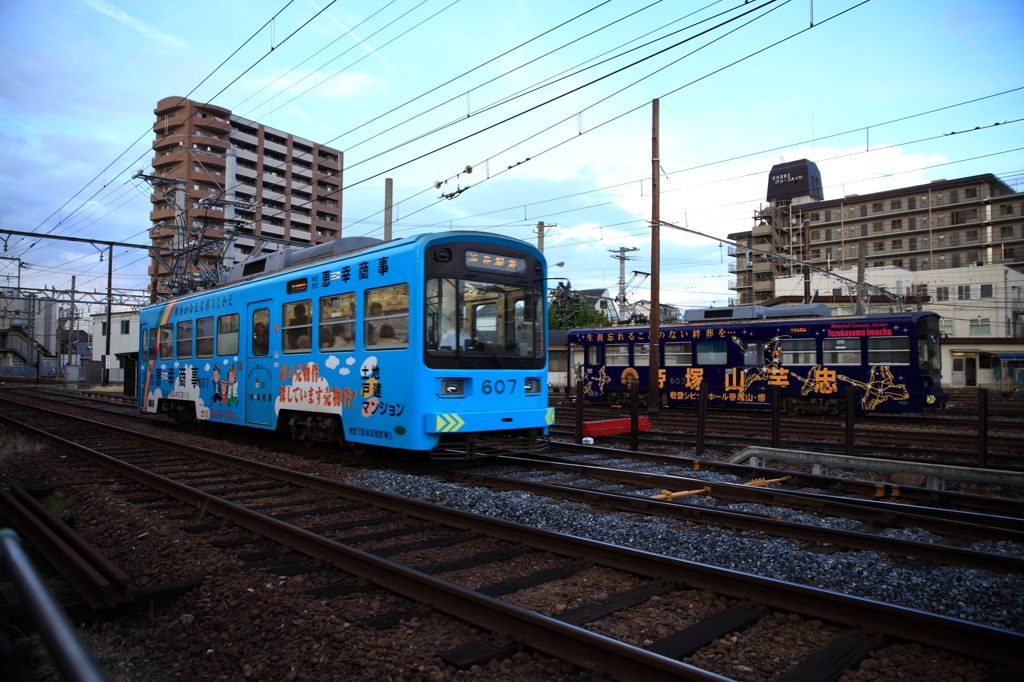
[245,302,274,425]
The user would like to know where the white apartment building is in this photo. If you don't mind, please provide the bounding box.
[90,310,139,383]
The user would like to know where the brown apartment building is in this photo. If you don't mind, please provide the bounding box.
[728,160,1024,304]
[148,97,343,297]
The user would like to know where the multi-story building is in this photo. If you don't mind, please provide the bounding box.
[148,97,343,297]
[728,160,1024,305]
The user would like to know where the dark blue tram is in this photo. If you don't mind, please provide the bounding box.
[568,306,948,414]
[138,232,552,457]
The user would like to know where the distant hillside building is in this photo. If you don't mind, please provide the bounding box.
[148,97,343,297]
[728,161,1024,304]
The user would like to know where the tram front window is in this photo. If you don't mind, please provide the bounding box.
[425,278,542,363]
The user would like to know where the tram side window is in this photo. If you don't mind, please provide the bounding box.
[252,308,270,357]
[696,341,727,365]
[664,342,691,365]
[159,324,174,360]
[868,336,910,365]
[319,293,355,352]
[365,284,409,349]
[196,316,214,358]
[605,344,629,365]
[283,300,312,352]
[143,329,152,362]
[217,314,239,356]
[177,320,193,359]
[780,338,815,365]
[634,343,650,365]
[743,342,764,366]
[586,345,600,365]
[823,338,861,365]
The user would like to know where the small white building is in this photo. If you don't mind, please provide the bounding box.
[89,310,139,382]
[774,263,1024,390]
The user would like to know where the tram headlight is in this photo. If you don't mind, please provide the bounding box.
[440,379,465,396]
[525,378,542,394]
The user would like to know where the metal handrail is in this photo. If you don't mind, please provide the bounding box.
[0,528,109,682]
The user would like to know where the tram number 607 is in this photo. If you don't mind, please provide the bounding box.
[481,379,516,395]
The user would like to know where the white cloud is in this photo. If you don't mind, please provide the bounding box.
[80,0,186,49]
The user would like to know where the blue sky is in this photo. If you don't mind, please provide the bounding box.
[2,0,1022,318]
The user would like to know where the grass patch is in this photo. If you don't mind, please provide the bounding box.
[0,428,47,466]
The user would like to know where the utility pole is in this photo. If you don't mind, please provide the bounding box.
[103,245,113,386]
[802,219,811,305]
[67,276,75,386]
[648,98,661,416]
[608,247,638,322]
[384,178,394,241]
[536,222,556,253]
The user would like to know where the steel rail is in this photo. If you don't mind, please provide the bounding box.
[2,406,1023,667]
[530,442,1024,521]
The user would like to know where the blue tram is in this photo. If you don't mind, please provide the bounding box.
[138,232,553,458]
[568,306,948,414]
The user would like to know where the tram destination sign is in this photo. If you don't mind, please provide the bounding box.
[465,250,526,274]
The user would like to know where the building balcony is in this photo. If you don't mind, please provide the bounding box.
[289,227,312,241]
[260,222,285,236]
[263,139,287,155]
[235,166,257,180]
[262,188,285,202]
[752,279,774,292]
[230,130,259,147]
[289,212,311,226]
[234,147,258,163]
[291,179,312,194]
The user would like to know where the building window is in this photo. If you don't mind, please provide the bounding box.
[969,318,991,335]
[949,190,959,204]
[1001,225,1015,239]
[832,288,843,297]
[120,320,130,334]
[873,241,884,253]
[965,187,978,199]
[908,237,917,251]
[980,284,993,298]
[860,224,869,236]
[859,205,868,217]
[957,285,971,300]
[810,213,820,222]
[892,259,903,267]
[100,322,108,336]
[890,199,902,210]
[1000,204,1014,216]
[810,230,820,241]
[873,222,883,233]
[891,239,903,251]
[939,318,954,336]
[908,217,917,230]
[890,219,902,231]
[872,202,883,213]
[966,229,979,243]
[907,197,917,209]
[936,286,949,301]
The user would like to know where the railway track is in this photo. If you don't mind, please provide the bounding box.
[552,399,1024,467]
[1,393,1024,681]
